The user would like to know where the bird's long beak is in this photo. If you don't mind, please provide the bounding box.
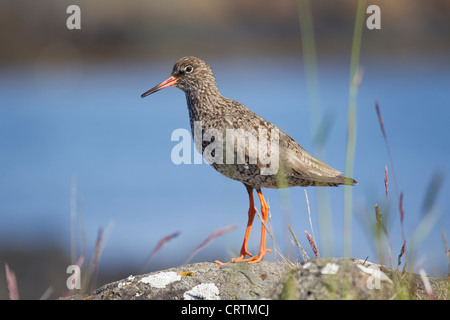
[141,76,178,98]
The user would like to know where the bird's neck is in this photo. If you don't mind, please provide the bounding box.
[185,85,223,124]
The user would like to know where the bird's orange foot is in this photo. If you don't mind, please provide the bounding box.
[215,248,271,265]
[246,248,272,264]
[215,250,253,265]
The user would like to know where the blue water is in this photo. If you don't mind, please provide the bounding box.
[1,55,449,275]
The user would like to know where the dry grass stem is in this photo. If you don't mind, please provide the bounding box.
[253,206,294,266]
[443,231,449,258]
[384,167,392,267]
[305,230,320,257]
[376,101,399,199]
[5,263,19,300]
[140,231,181,273]
[304,189,317,246]
[375,204,382,231]
[418,268,435,299]
[443,231,450,273]
[183,225,237,265]
[288,225,309,262]
[384,166,389,199]
[399,192,407,250]
[397,240,406,268]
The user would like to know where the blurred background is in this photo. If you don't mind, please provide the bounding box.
[0,0,449,299]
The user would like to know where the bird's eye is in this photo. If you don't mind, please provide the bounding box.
[184,65,193,73]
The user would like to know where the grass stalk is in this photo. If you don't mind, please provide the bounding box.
[443,231,450,274]
[183,225,237,265]
[253,206,294,266]
[5,263,19,300]
[288,225,309,262]
[375,102,400,199]
[344,0,366,257]
[296,0,333,257]
[70,175,78,264]
[140,231,181,273]
[304,189,317,246]
[276,163,295,258]
[384,166,393,267]
[305,231,320,257]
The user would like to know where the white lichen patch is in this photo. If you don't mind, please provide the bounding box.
[140,271,182,288]
[302,262,312,269]
[118,275,135,288]
[321,263,339,275]
[356,264,393,283]
[183,283,220,300]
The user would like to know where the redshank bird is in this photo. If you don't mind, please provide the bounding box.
[141,56,357,264]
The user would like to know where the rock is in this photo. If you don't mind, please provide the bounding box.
[67,258,448,300]
[72,261,290,300]
[271,258,449,300]
[271,258,396,299]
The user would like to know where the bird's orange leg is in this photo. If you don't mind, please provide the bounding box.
[216,186,256,265]
[215,187,271,265]
[245,189,272,264]
[231,186,256,262]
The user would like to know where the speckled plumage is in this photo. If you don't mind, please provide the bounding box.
[144,56,356,189]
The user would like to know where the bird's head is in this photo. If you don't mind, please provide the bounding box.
[141,56,218,98]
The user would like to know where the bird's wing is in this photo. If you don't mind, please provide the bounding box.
[221,101,356,186]
[278,132,355,186]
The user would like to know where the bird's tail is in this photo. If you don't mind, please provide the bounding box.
[311,174,358,187]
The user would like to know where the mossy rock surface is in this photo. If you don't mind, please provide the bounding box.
[66,258,448,300]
